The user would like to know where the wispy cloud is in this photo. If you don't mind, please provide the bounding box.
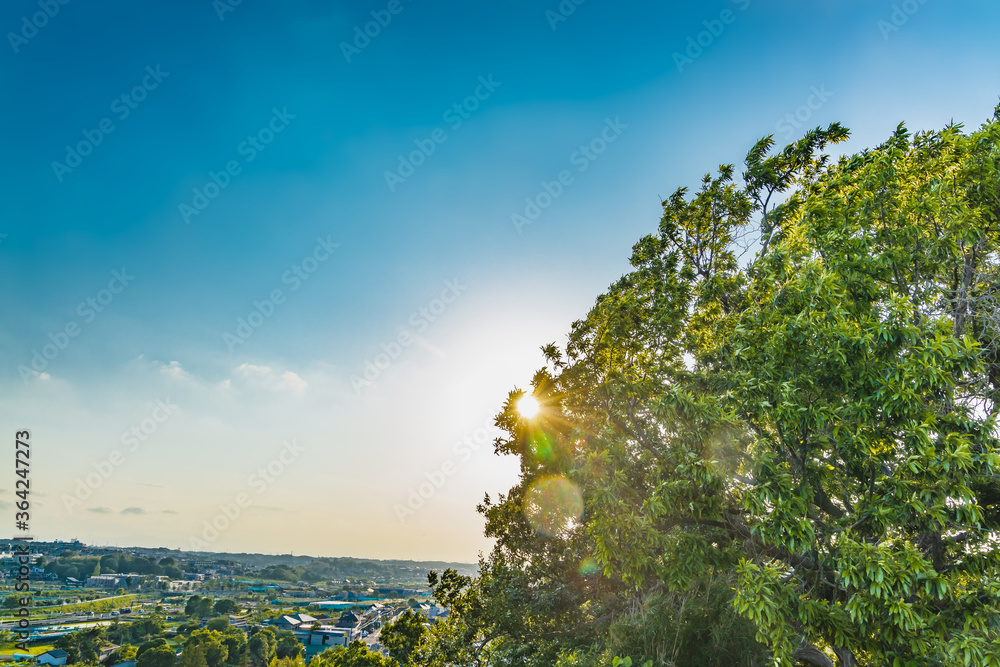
[156,360,191,381]
[232,363,308,394]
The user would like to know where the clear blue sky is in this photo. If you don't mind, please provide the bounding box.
[1,0,999,561]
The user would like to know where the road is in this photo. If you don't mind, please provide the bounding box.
[0,612,125,630]
[361,608,403,650]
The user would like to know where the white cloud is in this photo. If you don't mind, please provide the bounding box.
[277,371,308,394]
[156,360,191,380]
[231,363,308,394]
[236,363,272,376]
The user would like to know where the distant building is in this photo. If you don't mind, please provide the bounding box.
[37,650,69,666]
[335,611,360,629]
[416,604,449,622]
[166,580,199,591]
[86,574,125,588]
[266,613,318,632]
[296,626,352,648]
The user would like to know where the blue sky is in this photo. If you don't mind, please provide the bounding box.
[1,0,999,561]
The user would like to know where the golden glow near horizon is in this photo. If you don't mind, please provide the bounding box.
[517,394,541,419]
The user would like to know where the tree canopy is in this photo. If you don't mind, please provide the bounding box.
[416,105,1000,666]
[309,641,395,667]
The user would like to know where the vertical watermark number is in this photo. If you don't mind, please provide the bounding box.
[15,431,31,533]
[13,429,33,651]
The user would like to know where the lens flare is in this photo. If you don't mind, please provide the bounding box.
[579,557,600,577]
[528,432,555,462]
[524,475,583,537]
[517,394,541,418]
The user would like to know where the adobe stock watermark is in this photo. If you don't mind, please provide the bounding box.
[179,107,297,224]
[545,0,587,30]
[213,0,243,21]
[61,398,179,514]
[52,66,170,183]
[351,278,466,393]
[394,414,500,523]
[384,75,502,192]
[775,85,833,140]
[877,0,930,40]
[672,0,751,73]
[223,235,339,352]
[17,267,135,384]
[341,0,415,63]
[511,117,627,233]
[188,439,306,549]
[7,0,71,54]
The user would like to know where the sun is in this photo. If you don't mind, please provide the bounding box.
[517,394,541,419]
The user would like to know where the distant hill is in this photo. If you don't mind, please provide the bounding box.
[2,539,478,581]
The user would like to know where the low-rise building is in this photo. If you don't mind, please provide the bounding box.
[86,574,126,588]
[335,611,360,629]
[266,612,318,632]
[37,650,70,666]
[295,626,353,648]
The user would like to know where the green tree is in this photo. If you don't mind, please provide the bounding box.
[213,599,239,616]
[137,638,168,658]
[269,658,305,667]
[137,645,176,667]
[186,629,229,667]
[308,641,394,667]
[247,628,277,667]
[186,595,214,618]
[132,615,168,642]
[274,631,303,660]
[55,627,107,664]
[53,634,82,664]
[460,105,1000,666]
[181,646,209,667]
[207,616,231,632]
[118,645,139,662]
[379,610,425,665]
[185,595,202,616]
[219,627,247,665]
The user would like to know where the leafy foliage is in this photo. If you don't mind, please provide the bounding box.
[137,645,177,667]
[380,610,427,664]
[309,641,396,667]
[427,105,1000,666]
[186,596,215,618]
